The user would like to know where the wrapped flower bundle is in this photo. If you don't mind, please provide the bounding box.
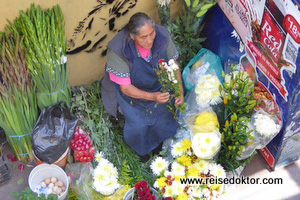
[0,33,37,162]
[195,74,222,108]
[7,4,71,110]
[185,111,221,159]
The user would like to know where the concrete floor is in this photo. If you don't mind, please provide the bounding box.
[1,136,300,200]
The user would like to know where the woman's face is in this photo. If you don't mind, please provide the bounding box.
[130,23,156,49]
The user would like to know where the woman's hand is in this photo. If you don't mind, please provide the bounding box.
[175,94,184,105]
[153,92,170,103]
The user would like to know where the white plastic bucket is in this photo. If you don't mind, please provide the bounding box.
[28,164,69,200]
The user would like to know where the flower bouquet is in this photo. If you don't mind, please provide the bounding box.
[92,152,121,196]
[238,110,282,160]
[123,180,160,200]
[195,74,223,108]
[184,111,221,160]
[151,139,227,199]
[218,68,260,172]
[156,59,186,118]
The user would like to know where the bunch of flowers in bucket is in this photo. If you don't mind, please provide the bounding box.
[92,152,120,196]
[217,68,261,172]
[133,180,157,200]
[150,139,227,200]
[156,59,186,118]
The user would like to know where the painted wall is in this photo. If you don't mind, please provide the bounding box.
[0,0,181,86]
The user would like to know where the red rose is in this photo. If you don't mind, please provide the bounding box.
[145,193,152,199]
[140,197,146,200]
[164,197,172,200]
[140,180,148,188]
[135,182,141,190]
[151,195,156,200]
[137,190,145,197]
[158,59,165,64]
[143,187,150,194]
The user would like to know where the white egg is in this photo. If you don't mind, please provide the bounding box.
[57,180,64,187]
[45,178,51,185]
[53,186,58,192]
[54,182,58,186]
[56,188,62,195]
[48,183,54,189]
[51,177,57,183]
[61,186,66,191]
[41,182,46,188]
[47,188,53,194]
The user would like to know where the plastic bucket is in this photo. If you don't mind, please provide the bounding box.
[28,164,69,200]
[33,147,69,168]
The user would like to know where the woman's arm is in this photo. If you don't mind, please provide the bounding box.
[120,84,170,104]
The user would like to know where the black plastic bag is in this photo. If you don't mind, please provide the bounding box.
[32,101,78,164]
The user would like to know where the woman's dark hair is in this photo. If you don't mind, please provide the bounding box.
[126,12,155,36]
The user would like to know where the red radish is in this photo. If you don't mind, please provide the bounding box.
[18,164,25,170]
[7,154,13,159]
[11,156,17,162]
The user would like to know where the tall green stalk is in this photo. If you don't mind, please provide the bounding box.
[0,32,37,162]
[6,4,70,110]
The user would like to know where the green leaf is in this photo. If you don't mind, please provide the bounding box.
[93,109,99,115]
[86,108,91,113]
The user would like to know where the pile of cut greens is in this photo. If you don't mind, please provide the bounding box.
[71,82,155,187]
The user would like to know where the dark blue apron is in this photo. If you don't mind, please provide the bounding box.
[115,38,178,156]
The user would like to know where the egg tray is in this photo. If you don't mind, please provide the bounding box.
[0,156,11,185]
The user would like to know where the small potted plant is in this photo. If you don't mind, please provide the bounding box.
[123,180,160,200]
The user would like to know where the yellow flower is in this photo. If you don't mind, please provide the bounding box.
[194,112,219,132]
[157,177,167,188]
[187,166,199,177]
[176,192,188,200]
[181,139,192,152]
[177,155,192,167]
